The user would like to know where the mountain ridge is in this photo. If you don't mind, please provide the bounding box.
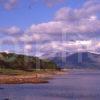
[42,51,100,69]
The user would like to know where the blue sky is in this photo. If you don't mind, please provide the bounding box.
[0,0,100,56]
[0,0,86,28]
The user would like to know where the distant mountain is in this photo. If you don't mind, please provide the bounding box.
[64,52,100,69]
[0,52,59,71]
[43,51,100,69]
[42,51,72,59]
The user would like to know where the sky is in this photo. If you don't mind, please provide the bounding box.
[0,0,100,56]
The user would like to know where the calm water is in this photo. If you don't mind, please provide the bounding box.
[0,70,100,100]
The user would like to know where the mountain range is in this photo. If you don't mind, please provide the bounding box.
[42,51,100,69]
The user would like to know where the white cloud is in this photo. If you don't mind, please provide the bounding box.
[6,26,20,34]
[20,33,51,43]
[61,1,100,19]
[27,19,100,38]
[0,26,21,35]
[89,15,97,21]
[28,21,64,34]
[39,40,93,53]
[24,44,32,51]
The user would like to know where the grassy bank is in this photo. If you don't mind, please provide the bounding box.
[0,68,61,75]
[0,68,63,84]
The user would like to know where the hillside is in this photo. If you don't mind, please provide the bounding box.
[0,52,59,71]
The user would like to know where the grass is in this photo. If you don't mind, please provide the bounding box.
[0,68,31,75]
[0,68,58,75]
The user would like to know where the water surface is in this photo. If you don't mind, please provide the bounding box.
[0,69,100,100]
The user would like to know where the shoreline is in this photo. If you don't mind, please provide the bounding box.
[0,71,64,84]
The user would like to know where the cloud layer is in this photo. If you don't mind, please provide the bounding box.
[0,0,100,56]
